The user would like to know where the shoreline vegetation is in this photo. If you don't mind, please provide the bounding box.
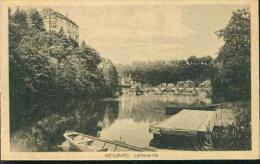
[9,7,251,151]
[9,8,120,111]
[212,101,251,150]
[211,8,251,151]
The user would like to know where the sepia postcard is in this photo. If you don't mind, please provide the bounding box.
[1,0,259,160]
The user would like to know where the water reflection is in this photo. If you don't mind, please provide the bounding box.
[10,95,211,151]
[10,99,118,152]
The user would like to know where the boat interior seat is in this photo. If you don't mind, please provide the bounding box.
[78,138,94,145]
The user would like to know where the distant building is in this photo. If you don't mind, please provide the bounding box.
[176,80,195,87]
[176,81,185,87]
[40,8,79,42]
[199,80,211,87]
[184,80,194,87]
[121,75,134,87]
[157,83,167,88]
[161,83,167,87]
[167,83,175,87]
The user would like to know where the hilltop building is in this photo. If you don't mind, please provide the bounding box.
[40,8,79,42]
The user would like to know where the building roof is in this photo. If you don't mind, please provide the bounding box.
[177,81,184,84]
[185,80,194,83]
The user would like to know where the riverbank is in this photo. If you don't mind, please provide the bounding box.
[211,101,251,150]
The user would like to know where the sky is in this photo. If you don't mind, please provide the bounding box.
[50,5,246,64]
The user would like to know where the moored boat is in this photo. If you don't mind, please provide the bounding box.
[165,104,220,115]
[63,130,156,152]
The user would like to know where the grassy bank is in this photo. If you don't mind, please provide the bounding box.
[211,101,251,150]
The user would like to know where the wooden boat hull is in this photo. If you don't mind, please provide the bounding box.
[165,104,220,115]
[63,131,156,152]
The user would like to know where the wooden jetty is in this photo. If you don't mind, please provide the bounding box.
[150,108,235,137]
[165,104,220,115]
[214,108,235,127]
[150,109,216,136]
[63,131,156,152]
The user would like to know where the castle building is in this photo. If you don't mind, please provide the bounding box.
[40,8,79,42]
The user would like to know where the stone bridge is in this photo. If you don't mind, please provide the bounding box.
[142,87,211,96]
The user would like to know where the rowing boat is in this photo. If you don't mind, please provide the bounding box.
[63,130,156,152]
[165,104,220,115]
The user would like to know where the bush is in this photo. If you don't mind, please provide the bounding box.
[212,101,251,150]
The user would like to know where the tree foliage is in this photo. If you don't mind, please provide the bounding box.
[9,8,120,113]
[117,56,215,86]
[99,58,120,97]
[29,9,45,31]
[212,8,250,101]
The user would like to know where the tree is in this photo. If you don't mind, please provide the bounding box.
[12,8,28,28]
[58,27,65,35]
[80,41,102,71]
[9,8,122,134]
[212,8,250,101]
[9,7,120,109]
[116,56,215,86]
[29,9,45,31]
[99,58,120,97]
[9,8,28,52]
[187,56,199,65]
[81,40,87,48]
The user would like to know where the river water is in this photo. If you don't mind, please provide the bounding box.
[10,94,211,152]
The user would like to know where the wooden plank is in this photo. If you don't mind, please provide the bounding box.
[160,128,197,136]
[151,109,217,136]
[220,109,225,126]
[214,109,223,127]
[178,110,202,130]
[221,109,229,127]
[172,109,196,129]
[197,111,216,132]
[176,110,204,130]
[156,109,188,128]
[209,112,217,131]
[103,143,116,151]
[223,109,235,126]
[181,110,208,131]
[214,108,235,127]
[91,140,105,151]
[166,109,191,127]
[188,111,207,131]
[151,107,235,137]
[179,110,215,132]
[192,111,210,131]
[193,111,209,132]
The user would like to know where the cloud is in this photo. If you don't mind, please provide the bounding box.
[49,5,245,64]
[81,6,193,42]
